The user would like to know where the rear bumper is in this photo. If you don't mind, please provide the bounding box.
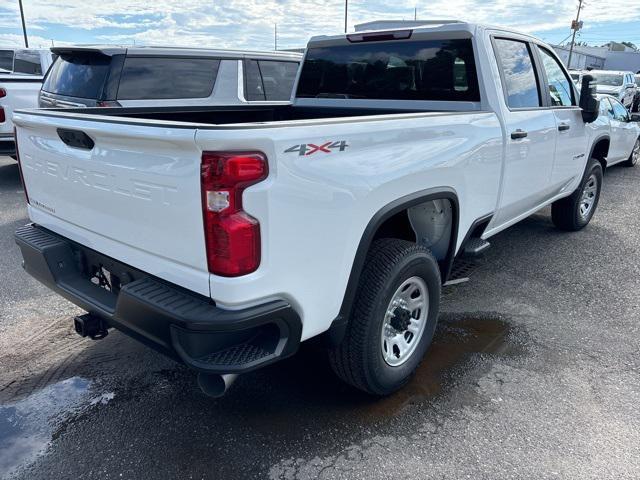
[14,224,302,374]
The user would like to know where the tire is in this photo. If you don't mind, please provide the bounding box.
[551,157,603,231]
[624,138,640,167]
[328,238,441,395]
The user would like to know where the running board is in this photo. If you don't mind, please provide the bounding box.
[463,237,490,257]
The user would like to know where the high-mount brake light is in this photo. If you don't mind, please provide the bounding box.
[346,30,413,43]
[201,152,268,277]
[96,100,122,108]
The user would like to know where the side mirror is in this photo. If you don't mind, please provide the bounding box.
[580,74,599,123]
[631,113,640,122]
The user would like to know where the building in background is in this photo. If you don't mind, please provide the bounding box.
[552,41,640,72]
[552,45,606,70]
[603,51,640,73]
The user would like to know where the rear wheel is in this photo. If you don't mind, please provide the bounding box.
[551,157,603,231]
[328,239,441,395]
[624,138,639,167]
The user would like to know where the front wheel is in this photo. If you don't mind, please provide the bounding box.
[624,138,639,167]
[551,157,603,231]
[328,239,441,395]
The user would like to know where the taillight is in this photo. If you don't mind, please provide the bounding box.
[0,89,5,123]
[14,127,29,204]
[201,151,268,277]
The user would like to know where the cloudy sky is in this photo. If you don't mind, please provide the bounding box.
[1,0,639,51]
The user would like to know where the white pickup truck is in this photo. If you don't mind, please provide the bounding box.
[0,49,56,157]
[14,22,608,398]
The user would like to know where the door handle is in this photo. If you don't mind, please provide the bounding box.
[510,129,528,140]
[558,123,571,132]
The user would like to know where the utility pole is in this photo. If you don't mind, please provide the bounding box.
[344,0,348,33]
[567,0,584,69]
[274,23,278,50]
[414,7,417,21]
[18,0,29,48]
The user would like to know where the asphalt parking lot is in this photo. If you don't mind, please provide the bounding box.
[1,153,639,480]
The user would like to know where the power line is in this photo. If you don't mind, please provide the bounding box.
[567,0,584,69]
[344,0,348,33]
[18,0,28,48]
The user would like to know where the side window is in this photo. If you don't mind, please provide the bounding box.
[494,38,541,109]
[244,60,265,101]
[599,98,613,118]
[244,60,298,101]
[260,61,298,100]
[611,99,630,121]
[117,57,220,100]
[538,47,574,107]
[13,51,42,75]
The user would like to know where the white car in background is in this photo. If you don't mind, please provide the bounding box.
[0,48,57,157]
[590,94,640,168]
[39,46,302,108]
[590,70,637,110]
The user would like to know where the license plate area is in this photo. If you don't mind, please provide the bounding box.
[71,244,144,297]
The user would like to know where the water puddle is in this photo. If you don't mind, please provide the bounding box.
[360,312,514,418]
[228,312,519,434]
[0,377,113,478]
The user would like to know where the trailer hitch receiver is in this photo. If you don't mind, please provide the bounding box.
[74,313,109,340]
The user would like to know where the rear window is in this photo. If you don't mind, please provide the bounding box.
[42,53,112,98]
[244,60,299,101]
[116,57,220,100]
[13,51,42,75]
[0,50,13,71]
[296,38,480,101]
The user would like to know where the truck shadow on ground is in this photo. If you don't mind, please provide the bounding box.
[1,310,523,479]
[0,162,21,190]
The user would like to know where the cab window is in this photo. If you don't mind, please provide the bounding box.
[538,47,574,107]
[493,38,541,109]
[610,98,630,122]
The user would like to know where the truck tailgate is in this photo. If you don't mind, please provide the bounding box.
[13,111,211,296]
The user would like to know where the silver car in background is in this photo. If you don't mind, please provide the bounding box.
[589,71,637,110]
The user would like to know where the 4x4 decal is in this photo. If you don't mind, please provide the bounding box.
[284,141,349,156]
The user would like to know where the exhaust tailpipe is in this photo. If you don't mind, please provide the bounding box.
[197,373,238,398]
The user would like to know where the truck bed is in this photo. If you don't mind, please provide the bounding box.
[13,103,503,328]
[21,104,454,127]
